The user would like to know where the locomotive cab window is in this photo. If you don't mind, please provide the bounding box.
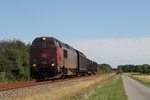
[32,39,56,48]
[32,41,41,47]
[41,41,47,47]
[64,50,68,58]
[32,40,47,48]
[46,41,55,48]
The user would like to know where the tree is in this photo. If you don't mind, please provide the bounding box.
[97,64,112,73]
[117,65,123,74]
[117,64,150,74]
[0,39,30,83]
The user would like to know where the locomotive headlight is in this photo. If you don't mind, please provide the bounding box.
[51,63,55,66]
[42,37,46,41]
[33,64,37,67]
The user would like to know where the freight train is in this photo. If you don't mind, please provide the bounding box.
[30,37,97,81]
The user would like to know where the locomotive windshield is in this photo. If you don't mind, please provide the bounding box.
[32,38,61,48]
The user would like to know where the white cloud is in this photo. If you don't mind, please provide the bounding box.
[70,38,150,68]
[23,40,31,44]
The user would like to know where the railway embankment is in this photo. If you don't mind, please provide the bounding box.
[4,73,115,100]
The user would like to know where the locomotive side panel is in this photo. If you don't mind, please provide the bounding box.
[63,48,77,69]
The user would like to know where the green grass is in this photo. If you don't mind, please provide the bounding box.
[89,75,127,100]
[127,73,150,88]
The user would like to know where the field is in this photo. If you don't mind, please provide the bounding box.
[126,73,150,87]
[89,75,127,100]
[12,73,115,100]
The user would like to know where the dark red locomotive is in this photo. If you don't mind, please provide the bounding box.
[30,37,97,80]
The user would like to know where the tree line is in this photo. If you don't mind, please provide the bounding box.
[0,39,113,83]
[97,64,113,73]
[117,64,150,74]
[0,40,30,83]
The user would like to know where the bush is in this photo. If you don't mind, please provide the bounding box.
[0,40,30,83]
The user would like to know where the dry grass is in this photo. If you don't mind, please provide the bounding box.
[133,75,150,82]
[126,73,150,87]
[12,73,115,100]
[127,73,150,82]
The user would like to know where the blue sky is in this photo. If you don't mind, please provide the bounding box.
[0,0,150,67]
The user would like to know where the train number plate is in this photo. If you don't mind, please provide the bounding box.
[41,54,47,58]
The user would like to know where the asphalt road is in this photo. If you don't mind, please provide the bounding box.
[122,75,150,100]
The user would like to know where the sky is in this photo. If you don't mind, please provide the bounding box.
[0,0,150,68]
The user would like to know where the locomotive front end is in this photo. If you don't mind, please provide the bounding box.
[30,37,63,80]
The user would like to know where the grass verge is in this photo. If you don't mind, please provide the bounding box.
[126,73,150,88]
[89,75,127,100]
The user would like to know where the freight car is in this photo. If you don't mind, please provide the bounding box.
[76,50,87,75]
[86,59,97,75]
[30,37,97,80]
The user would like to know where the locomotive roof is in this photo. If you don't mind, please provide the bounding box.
[35,37,59,41]
[36,37,76,51]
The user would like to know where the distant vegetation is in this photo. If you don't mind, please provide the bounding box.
[0,40,30,83]
[97,64,113,73]
[117,64,150,74]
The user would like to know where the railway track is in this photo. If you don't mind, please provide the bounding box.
[0,81,48,91]
[0,76,87,92]
[0,78,69,92]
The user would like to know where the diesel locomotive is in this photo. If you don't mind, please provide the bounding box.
[30,37,97,80]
